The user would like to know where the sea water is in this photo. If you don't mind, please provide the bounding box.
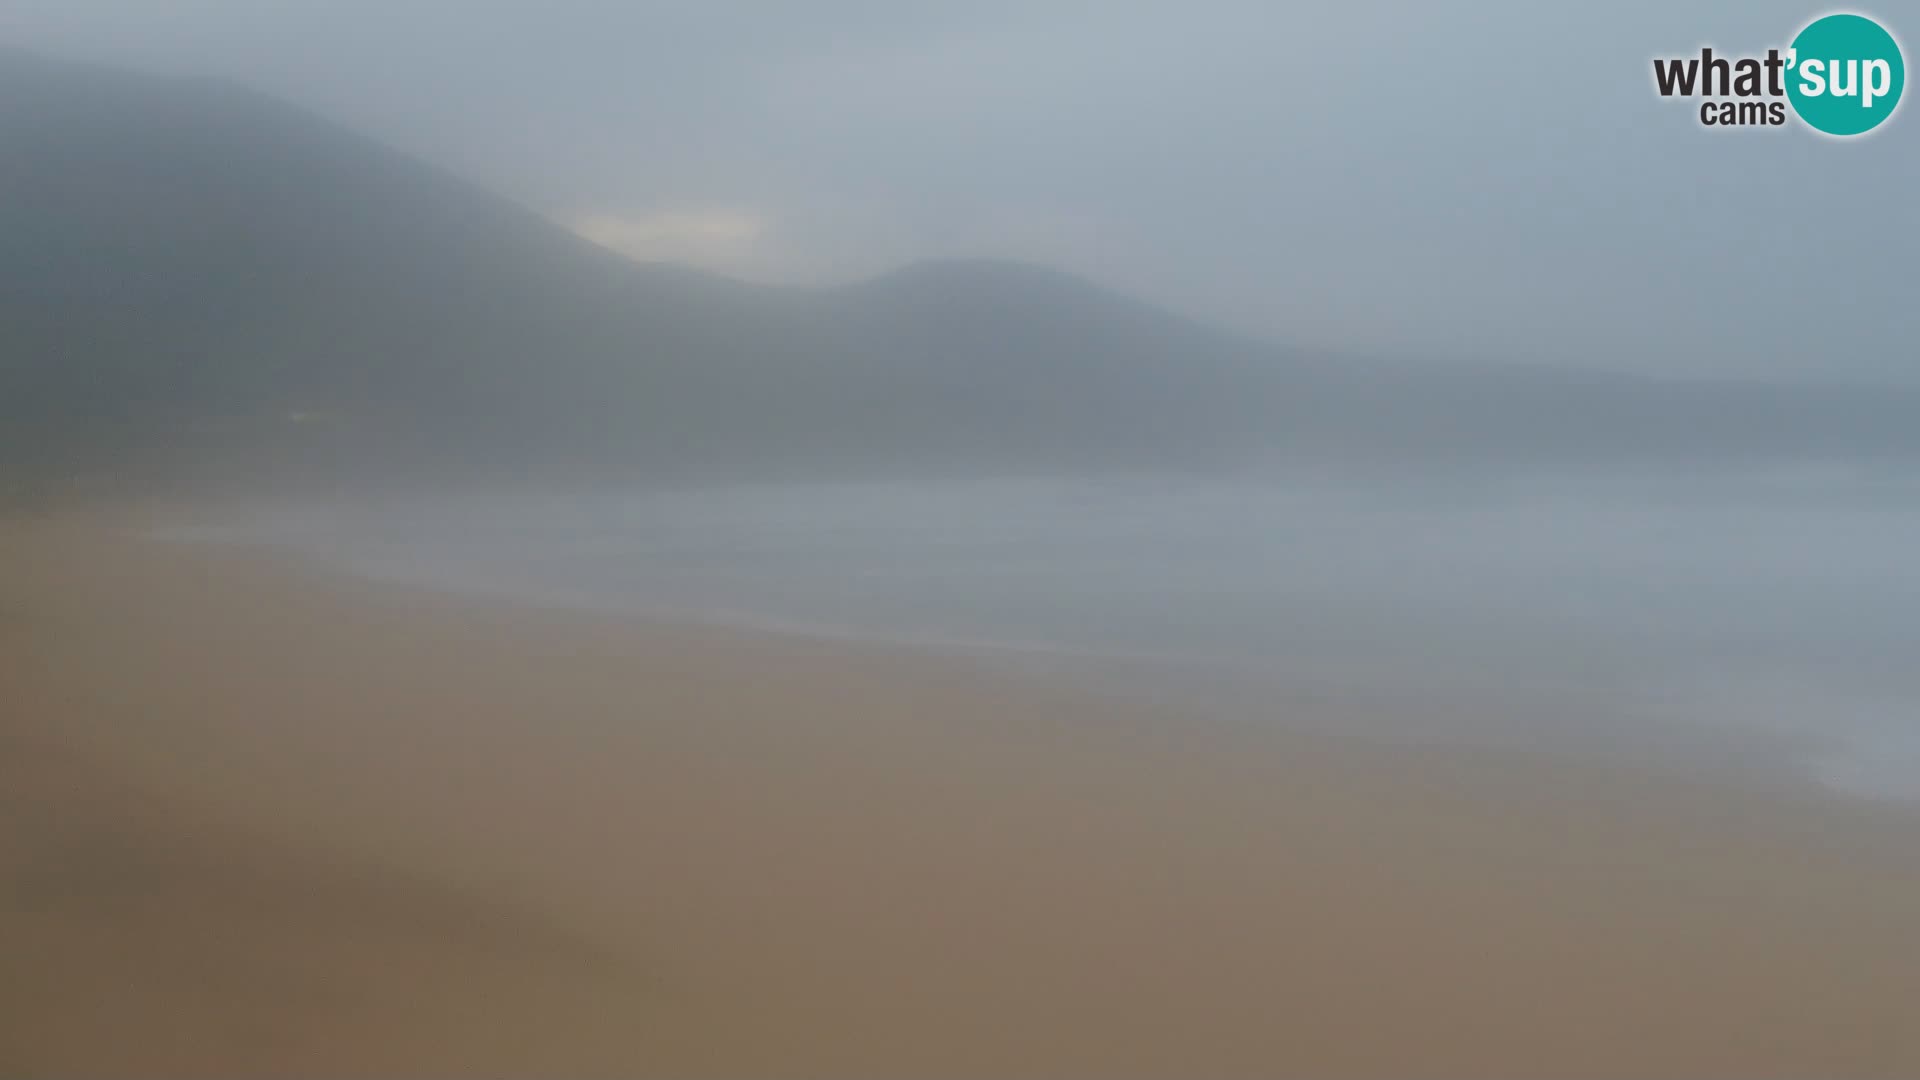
[164,463,1920,800]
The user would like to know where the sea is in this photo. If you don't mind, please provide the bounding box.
[160,462,1920,801]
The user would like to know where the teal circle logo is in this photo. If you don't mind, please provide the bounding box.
[1786,13,1905,136]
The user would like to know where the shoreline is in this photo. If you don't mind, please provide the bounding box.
[7,508,1920,1076]
[144,502,1882,804]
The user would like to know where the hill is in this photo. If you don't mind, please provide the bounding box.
[3,47,1917,488]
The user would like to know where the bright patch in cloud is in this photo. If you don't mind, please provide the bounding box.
[565,208,766,271]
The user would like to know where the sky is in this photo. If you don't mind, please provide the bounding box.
[2,0,1914,382]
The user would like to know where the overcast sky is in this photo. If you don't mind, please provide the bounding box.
[3,0,1914,381]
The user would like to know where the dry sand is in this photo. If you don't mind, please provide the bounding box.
[4,509,1920,1077]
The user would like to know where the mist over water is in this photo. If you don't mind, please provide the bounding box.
[176,462,1920,801]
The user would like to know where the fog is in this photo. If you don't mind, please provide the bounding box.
[11,5,1920,1073]
[158,461,1920,801]
[5,6,1918,799]
[5,0,1915,380]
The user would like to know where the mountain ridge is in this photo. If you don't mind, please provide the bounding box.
[4,46,1918,488]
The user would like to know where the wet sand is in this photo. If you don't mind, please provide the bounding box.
[4,509,1920,1077]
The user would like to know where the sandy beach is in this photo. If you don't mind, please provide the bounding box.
[4,507,1920,1078]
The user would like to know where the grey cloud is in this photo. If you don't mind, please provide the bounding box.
[4,0,1913,380]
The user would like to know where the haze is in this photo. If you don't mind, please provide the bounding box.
[8,4,1920,1077]
[5,0,1913,382]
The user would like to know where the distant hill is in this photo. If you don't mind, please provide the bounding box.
[4,47,1917,488]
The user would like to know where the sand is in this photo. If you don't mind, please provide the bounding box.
[4,508,1920,1078]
